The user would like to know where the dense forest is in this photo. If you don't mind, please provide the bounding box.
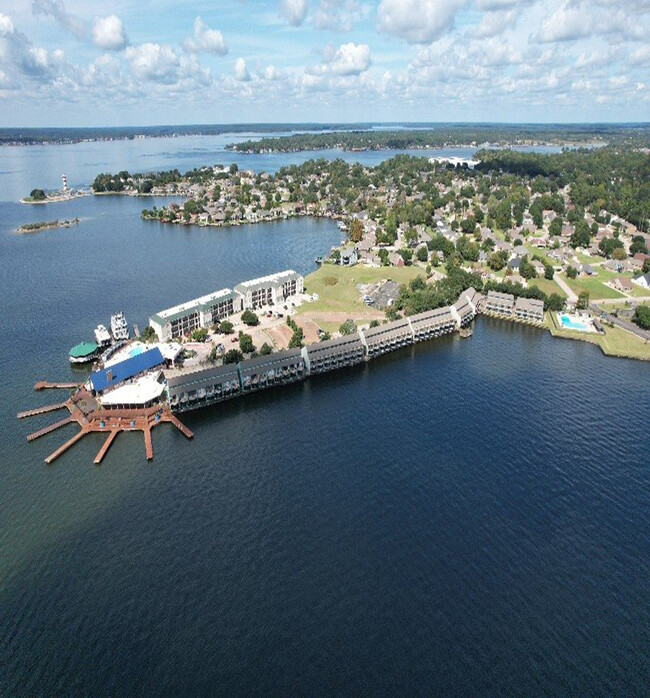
[229,124,650,153]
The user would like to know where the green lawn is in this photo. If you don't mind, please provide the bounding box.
[630,285,650,298]
[529,277,567,298]
[547,312,650,361]
[298,263,421,316]
[577,252,606,265]
[560,274,625,300]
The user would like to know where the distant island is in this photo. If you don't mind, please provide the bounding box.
[17,218,80,234]
[226,125,650,154]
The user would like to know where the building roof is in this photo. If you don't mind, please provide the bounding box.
[166,363,239,390]
[100,372,165,406]
[90,347,164,393]
[239,348,302,374]
[487,290,515,304]
[150,288,236,324]
[69,341,98,358]
[514,296,545,313]
[234,270,300,293]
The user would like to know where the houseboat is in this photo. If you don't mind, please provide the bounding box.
[94,324,112,347]
[69,341,99,364]
[110,312,130,341]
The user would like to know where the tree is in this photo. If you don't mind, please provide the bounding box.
[259,342,273,355]
[349,218,364,242]
[191,328,208,342]
[566,265,578,279]
[399,248,413,265]
[548,217,563,237]
[416,246,428,262]
[611,247,627,261]
[487,252,506,271]
[339,319,357,335]
[577,290,590,309]
[547,293,565,311]
[643,258,650,274]
[519,256,537,280]
[141,326,158,343]
[241,309,259,326]
[378,248,389,266]
[598,237,624,258]
[632,305,650,330]
[223,348,243,364]
[570,220,591,248]
[369,319,380,328]
[630,236,649,256]
[544,263,555,280]
[220,320,234,334]
[30,188,46,200]
[239,333,255,353]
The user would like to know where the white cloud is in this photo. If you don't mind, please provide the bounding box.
[630,45,650,65]
[92,15,128,51]
[314,0,362,31]
[475,7,520,37]
[536,3,591,43]
[264,64,279,80]
[125,43,179,83]
[31,0,85,39]
[280,0,308,26]
[235,57,250,81]
[329,41,370,74]
[183,17,228,56]
[377,0,466,44]
[0,14,14,35]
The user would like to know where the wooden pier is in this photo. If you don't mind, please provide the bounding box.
[21,381,193,465]
[17,402,69,419]
[34,381,79,391]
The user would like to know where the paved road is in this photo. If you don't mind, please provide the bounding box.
[592,304,650,342]
[554,274,578,303]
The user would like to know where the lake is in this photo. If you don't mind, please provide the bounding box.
[1,133,648,696]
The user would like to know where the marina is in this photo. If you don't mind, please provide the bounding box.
[19,286,482,463]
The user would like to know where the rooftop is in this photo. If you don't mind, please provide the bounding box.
[151,288,236,323]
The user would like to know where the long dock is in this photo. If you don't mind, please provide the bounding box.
[45,428,87,465]
[162,412,194,439]
[17,402,69,419]
[94,430,119,465]
[27,416,74,442]
[34,381,78,391]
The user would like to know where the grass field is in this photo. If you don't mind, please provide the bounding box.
[298,264,421,317]
[529,277,567,297]
[560,273,625,300]
[546,312,650,361]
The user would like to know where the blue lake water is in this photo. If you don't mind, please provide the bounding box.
[1,135,648,696]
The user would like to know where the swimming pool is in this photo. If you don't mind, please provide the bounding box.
[129,346,145,358]
[558,313,589,331]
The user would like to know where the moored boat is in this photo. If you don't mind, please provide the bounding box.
[69,341,99,364]
[94,324,112,347]
[110,312,129,341]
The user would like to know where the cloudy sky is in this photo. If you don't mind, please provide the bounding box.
[1,0,648,126]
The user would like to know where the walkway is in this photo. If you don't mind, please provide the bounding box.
[554,274,578,304]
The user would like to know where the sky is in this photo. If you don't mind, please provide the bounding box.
[0,0,648,126]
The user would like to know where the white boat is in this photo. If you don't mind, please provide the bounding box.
[94,324,112,347]
[110,312,129,341]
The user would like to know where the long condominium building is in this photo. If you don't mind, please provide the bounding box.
[149,288,243,341]
[149,270,304,340]
[234,270,303,310]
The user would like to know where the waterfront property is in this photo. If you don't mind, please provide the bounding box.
[486,291,515,316]
[304,333,365,374]
[149,288,242,341]
[514,297,545,324]
[234,270,304,310]
[90,347,165,393]
[238,348,305,392]
[361,318,414,358]
[409,307,458,342]
[557,313,598,333]
[167,363,241,411]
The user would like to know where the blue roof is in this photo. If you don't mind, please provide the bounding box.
[90,347,164,393]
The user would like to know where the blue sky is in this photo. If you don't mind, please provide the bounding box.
[0,0,648,126]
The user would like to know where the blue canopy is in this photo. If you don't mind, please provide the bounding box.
[90,347,164,393]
